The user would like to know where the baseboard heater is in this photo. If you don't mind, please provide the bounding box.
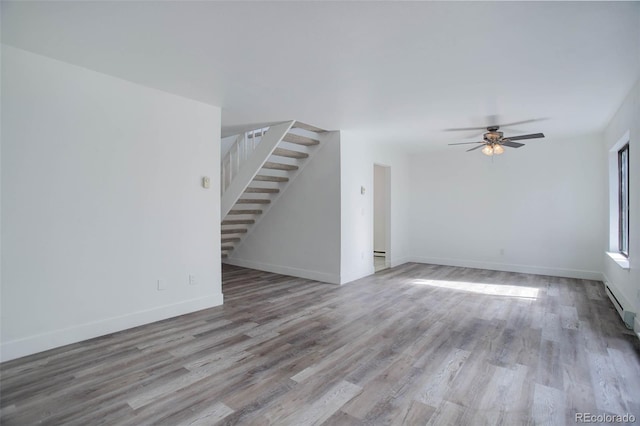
[604,283,636,330]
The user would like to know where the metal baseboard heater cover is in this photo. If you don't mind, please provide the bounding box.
[605,283,636,329]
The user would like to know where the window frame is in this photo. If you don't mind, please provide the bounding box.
[618,143,629,257]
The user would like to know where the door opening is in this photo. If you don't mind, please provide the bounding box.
[373,164,391,272]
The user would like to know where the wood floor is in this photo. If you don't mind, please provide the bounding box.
[2,263,639,425]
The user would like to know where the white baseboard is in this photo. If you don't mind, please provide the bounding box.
[0,293,223,363]
[340,267,375,285]
[390,257,411,269]
[408,256,603,281]
[342,256,410,284]
[224,258,340,285]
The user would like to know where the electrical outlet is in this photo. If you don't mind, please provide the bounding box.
[189,274,197,286]
[157,279,166,291]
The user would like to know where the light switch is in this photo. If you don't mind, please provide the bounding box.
[360,186,366,195]
[202,176,211,189]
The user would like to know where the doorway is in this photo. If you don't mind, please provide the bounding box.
[373,164,391,272]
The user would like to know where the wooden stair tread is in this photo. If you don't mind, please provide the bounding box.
[254,175,289,183]
[222,237,241,242]
[273,147,309,159]
[221,228,248,234]
[219,125,321,256]
[293,122,327,133]
[222,219,255,225]
[228,209,263,215]
[236,199,271,204]
[282,133,319,146]
[263,162,298,171]
[245,187,279,194]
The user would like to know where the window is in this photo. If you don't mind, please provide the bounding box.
[618,143,629,257]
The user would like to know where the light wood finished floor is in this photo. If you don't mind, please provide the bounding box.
[2,263,639,425]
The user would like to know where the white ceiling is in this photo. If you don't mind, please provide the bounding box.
[3,1,639,150]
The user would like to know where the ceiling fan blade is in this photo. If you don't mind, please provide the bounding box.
[501,141,525,148]
[507,133,544,141]
[445,117,548,132]
[444,126,490,132]
[445,114,500,132]
[466,144,486,152]
[448,141,484,146]
[498,118,548,128]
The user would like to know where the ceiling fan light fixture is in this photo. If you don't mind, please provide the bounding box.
[448,125,545,156]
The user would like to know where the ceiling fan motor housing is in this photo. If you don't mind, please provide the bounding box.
[484,131,503,143]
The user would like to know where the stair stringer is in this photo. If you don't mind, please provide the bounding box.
[221,120,294,218]
[223,129,335,264]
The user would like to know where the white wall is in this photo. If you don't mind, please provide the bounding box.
[227,132,342,284]
[373,165,388,254]
[407,133,606,280]
[603,79,640,330]
[1,46,222,361]
[340,132,412,284]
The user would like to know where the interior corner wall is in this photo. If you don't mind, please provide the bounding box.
[340,132,412,284]
[603,78,640,322]
[226,132,342,284]
[0,46,222,362]
[407,133,606,280]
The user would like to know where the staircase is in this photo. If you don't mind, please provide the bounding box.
[220,120,327,259]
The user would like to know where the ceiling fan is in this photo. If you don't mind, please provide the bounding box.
[448,125,545,156]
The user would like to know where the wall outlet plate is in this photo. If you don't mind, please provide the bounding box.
[189,274,197,285]
[157,279,166,291]
[202,176,210,189]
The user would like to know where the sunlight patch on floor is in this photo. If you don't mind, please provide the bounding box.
[410,279,540,299]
